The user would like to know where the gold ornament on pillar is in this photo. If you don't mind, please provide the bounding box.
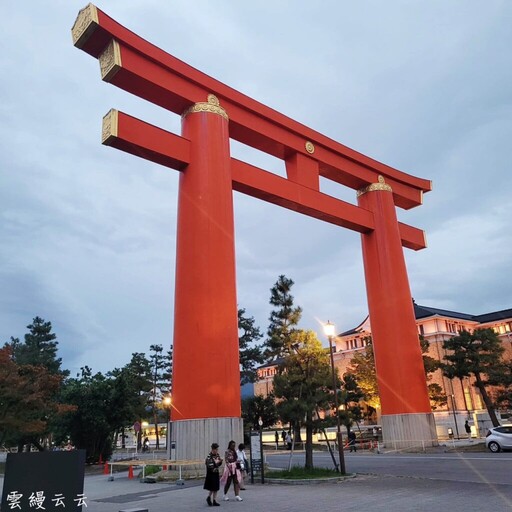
[182,94,228,121]
[357,175,393,198]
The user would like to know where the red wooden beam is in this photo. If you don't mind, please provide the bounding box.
[72,5,432,210]
[101,110,426,250]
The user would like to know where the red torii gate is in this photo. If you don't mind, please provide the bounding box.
[72,4,437,459]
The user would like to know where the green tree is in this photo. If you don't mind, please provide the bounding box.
[2,318,71,450]
[273,330,333,470]
[241,394,278,431]
[338,373,365,431]
[442,328,504,427]
[264,275,302,360]
[238,308,264,385]
[10,317,67,376]
[107,367,139,449]
[56,366,114,462]
[487,362,512,409]
[347,338,380,414]
[148,344,172,449]
[0,346,71,451]
[420,337,447,410]
[123,352,153,449]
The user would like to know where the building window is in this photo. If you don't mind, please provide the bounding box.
[418,324,425,336]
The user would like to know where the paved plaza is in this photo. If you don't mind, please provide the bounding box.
[2,442,511,511]
[72,470,512,512]
[3,456,512,511]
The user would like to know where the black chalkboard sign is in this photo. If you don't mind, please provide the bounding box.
[1,450,86,511]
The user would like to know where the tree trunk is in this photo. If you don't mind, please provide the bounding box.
[293,422,302,445]
[304,412,314,469]
[474,372,500,427]
[154,411,160,449]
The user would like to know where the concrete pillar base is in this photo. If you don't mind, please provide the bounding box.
[172,417,243,461]
[382,412,438,450]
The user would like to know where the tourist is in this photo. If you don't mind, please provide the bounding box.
[464,420,472,440]
[236,443,249,490]
[221,440,243,501]
[348,430,357,452]
[204,443,223,506]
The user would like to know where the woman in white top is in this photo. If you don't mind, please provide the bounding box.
[236,443,249,490]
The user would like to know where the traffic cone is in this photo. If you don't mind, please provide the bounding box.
[128,465,134,479]
[103,462,109,475]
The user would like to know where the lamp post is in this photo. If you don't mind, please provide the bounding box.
[324,321,346,474]
[163,395,172,459]
[450,394,460,439]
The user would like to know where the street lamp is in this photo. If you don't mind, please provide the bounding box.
[324,321,346,474]
[163,395,172,459]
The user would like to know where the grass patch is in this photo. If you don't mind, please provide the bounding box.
[266,465,341,479]
[139,465,162,477]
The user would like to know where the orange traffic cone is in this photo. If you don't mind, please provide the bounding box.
[103,462,109,475]
[128,465,134,479]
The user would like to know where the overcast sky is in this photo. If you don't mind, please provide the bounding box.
[1,1,511,375]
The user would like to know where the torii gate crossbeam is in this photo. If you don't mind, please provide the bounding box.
[72,4,437,459]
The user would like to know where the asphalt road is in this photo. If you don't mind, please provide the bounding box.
[266,451,512,486]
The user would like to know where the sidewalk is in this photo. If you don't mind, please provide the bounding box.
[2,440,504,512]
[79,469,511,512]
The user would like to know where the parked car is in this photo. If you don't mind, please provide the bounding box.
[485,425,512,452]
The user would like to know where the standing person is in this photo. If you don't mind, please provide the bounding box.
[281,429,286,446]
[204,443,223,506]
[348,430,357,452]
[285,432,292,450]
[220,440,243,502]
[274,431,279,449]
[464,420,472,440]
[236,443,249,490]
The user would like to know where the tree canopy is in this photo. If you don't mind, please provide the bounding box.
[442,328,504,426]
[264,275,302,360]
[238,308,264,385]
[273,329,333,469]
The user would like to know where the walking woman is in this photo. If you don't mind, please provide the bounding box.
[220,440,243,501]
[204,443,223,506]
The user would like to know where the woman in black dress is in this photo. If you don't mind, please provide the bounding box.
[204,443,223,506]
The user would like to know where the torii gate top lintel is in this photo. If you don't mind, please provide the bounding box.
[72,4,430,251]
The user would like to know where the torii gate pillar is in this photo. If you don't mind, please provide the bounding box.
[172,97,242,459]
[358,178,436,448]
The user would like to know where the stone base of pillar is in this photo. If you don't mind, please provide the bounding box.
[381,412,438,450]
[172,417,243,461]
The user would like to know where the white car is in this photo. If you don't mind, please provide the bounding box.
[485,425,512,452]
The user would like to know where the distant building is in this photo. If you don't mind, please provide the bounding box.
[255,303,512,438]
